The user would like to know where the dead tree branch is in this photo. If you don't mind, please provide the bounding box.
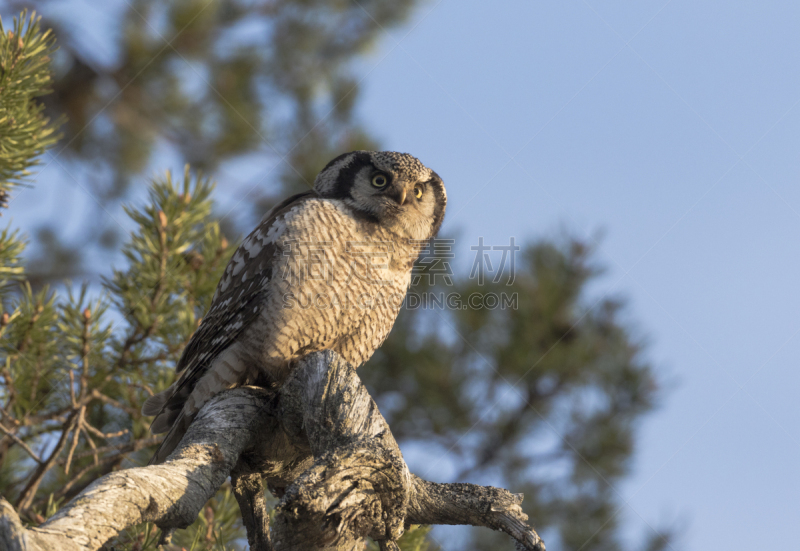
[0,351,544,551]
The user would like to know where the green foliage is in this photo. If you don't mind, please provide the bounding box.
[0,10,61,198]
[0,165,239,540]
[108,166,227,344]
[0,226,26,296]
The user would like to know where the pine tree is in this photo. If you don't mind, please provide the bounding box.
[0,6,674,551]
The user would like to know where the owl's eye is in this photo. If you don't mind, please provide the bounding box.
[414,183,424,199]
[371,174,389,188]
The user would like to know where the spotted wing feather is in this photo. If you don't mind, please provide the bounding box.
[145,192,314,463]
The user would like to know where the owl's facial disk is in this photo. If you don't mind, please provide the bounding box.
[313,151,447,240]
[349,166,441,240]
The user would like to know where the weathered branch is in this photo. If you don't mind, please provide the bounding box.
[407,476,542,549]
[0,351,544,551]
[1,389,274,551]
[231,471,273,551]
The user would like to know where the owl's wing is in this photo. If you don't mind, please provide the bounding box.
[144,191,315,463]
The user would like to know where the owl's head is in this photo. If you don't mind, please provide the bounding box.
[313,151,446,240]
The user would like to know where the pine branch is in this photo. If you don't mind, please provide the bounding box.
[0,10,62,203]
[15,409,78,512]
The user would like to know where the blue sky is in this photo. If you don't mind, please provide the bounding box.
[7,0,800,549]
[348,1,800,549]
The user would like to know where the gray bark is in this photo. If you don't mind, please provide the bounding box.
[0,351,544,551]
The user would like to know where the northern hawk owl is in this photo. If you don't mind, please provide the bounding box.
[143,151,446,463]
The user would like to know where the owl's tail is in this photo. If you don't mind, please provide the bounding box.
[147,410,192,465]
[143,382,193,465]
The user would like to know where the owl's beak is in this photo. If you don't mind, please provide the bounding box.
[389,187,408,206]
